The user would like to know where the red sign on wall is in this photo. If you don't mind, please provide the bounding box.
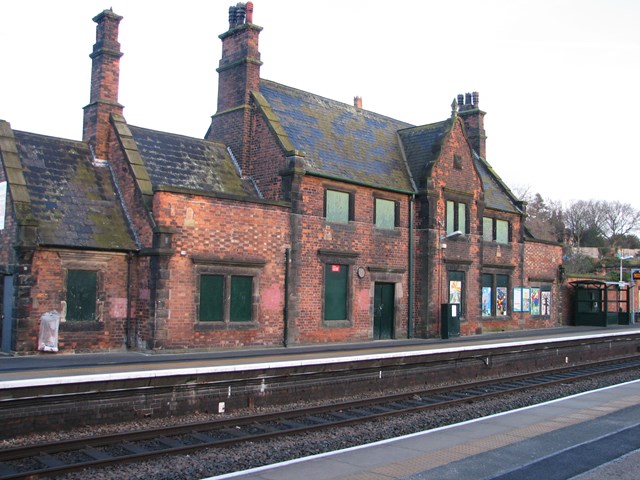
[331,265,341,273]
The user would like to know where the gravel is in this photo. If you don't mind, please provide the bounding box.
[5,368,640,480]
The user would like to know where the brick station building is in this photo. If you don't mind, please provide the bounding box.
[0,3,563,353]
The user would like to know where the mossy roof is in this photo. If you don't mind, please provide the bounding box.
[129,126,259,197]
[13,131,137,250]
[474,153,521,213]
[398,121,451,189]
[259,79,415,192]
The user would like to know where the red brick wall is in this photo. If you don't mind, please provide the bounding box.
[14,249,131,352]
[246,105,288,201]
[523,240,563,328]
[418,119,484,337]
[150,191,290,348]
[291,176,411,344]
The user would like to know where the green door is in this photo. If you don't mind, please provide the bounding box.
[374,283,394,339]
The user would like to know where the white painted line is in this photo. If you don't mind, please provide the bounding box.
[1,329,639,390]
[204,379,640,479]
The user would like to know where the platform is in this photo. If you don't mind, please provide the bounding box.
[209,379,640,480]
[1,325,639,387]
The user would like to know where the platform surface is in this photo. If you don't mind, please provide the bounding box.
[209,379,640,480]
[1,325,639,387]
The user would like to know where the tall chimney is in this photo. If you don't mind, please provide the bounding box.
[82,9,124,159]
[207,2,262,171]
[354,96,362,109]
[457,91,486,159]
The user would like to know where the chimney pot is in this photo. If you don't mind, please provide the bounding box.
[235,3,246,26]
[465,92,472,106]
[457,94,464,107]
[472,91,479,107]
[354,96,362,109]
[229,6,238,28]
[246,2,254,23]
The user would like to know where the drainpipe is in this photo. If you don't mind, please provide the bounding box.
[408,195,414,338]
[125,251,133,349]
[283,248,290,347]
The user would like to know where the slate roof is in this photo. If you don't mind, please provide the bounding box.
[128,126,259,197]
[13,131,137,250]
[259,80,415,193]
[398,121,451,189]
[474,153,521,213]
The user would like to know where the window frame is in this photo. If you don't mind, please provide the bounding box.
[482,216,511,244]
[446,200,468,235]
[65,269,98,322]
[198,273,257,323]
[192,256,265,328]
[447,270,465,314]
[482,273,510,317]
[374,197,399,229]
[325,188,354,224]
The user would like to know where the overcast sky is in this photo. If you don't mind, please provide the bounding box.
[2,1,639,208]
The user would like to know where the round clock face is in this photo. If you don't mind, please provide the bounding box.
[357,267,366,278]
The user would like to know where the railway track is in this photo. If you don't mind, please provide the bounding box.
[2,355,640,479]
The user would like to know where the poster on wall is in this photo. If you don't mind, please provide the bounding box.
[482,287,492,316]
[541,290,551,316]
[522,288,531,312]
[449,280,462,304]
[497,287,508,315]
[513,287,522,312]
[530,288,540,315]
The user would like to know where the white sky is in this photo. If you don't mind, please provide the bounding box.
[2,1,639,208]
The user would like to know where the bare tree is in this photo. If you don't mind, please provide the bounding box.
[564,200,605,247]
[600,201,640,250]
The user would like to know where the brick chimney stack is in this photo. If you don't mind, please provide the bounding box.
[82,9,124,159]
[457,91,486,159]
[354,96,362,109]
[207,2,262,170]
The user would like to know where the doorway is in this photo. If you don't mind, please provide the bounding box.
[373,282,394,339]
[1,275,13,353]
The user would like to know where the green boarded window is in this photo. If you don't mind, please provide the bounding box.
[496,220,509,244]
[375,198,396,229]
[483,217,493,242]
[67,270,97,321]
[324,264,348,320]
[230,276,252,322]
[326,190,350,223]
[200,275,224,321]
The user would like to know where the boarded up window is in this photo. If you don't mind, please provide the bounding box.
[326,190,350,223]
[230,276,252,322]
[200,275,224,321]
[483,217,493,242]
[67,270,97,321]
[324,264,347,320]
[375,198,396,229]
[446,200,467,235]
[496,220,509,244]
[200,274,254,322]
